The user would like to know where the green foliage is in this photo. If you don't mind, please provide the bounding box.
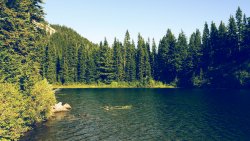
[0,1,56,140]
[53,81,173,88]
[97,39,115,84]
[0,83,27,140]
[0,80,56,140]
[29,80,57,122]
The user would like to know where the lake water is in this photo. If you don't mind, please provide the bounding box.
[21,88,250,141]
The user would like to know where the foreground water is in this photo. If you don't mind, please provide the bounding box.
[21,89,250,141]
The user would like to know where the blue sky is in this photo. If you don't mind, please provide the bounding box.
[43,0,250,45]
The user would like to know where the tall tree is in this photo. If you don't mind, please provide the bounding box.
[228,16,238,61]
[217,21,228,65]
[176,31,188,86]
[97,38,114,84]
[123,30,130,81]
[77,44,86,83]
[151,39,157,79]
[0,0,45,90]
[113,38,124,81]
[145,39,152,79]
[209,22,218,68]
[201,22,210,71]
[236,7,243,52]
[136,34,146,81]
[158,29,176,83]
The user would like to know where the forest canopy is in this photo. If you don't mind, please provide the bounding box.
[44,7,250,88]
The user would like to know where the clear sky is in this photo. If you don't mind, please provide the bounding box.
[43,0,250,45]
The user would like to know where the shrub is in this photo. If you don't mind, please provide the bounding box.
[0,83,28,140]
[29,79,57,122]
[0,79,56,140]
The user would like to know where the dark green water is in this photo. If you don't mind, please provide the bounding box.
[21,89,250,141]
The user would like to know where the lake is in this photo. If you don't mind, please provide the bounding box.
[21,88,250,141]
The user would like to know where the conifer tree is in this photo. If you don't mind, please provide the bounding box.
[97,38,114,83]
[228,16,238,60]
[201,22,210,71]
[151,39,157,79]
[77,44,86,83]
[217,21,228,65]
[145,39,152,79]
[236,7,243,52]
[113,38,124,81]
[136,34,145,81]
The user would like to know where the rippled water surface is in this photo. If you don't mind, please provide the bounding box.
[21,89,250,141]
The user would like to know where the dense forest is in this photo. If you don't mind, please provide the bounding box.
[0,0,56,140]
[44,7,250,88]
[1,0,250,140]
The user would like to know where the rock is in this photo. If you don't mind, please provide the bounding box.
[52,102,71,113]
[64,103,72,109]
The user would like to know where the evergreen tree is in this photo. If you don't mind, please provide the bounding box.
[145,39,152,79]
[46,44,57,83]
[136,34,146,81]
[158,29,176,83]
[201,22,210,71]
[0,0,45,90]
[217,21,228,65]
[85,45,97,83]
[228,16,238,61]
[130,40,137,81]
[209,22,219,68]
[236,7,243,52]
[176,31,189,86]
[113,38,124,81]
[123,30,130,81]
[97,38,114,83]
[151,39,157,80]
[77,44,86,83]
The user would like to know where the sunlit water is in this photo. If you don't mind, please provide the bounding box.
[21,88,250,141]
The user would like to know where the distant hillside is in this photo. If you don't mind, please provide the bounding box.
[42,25,99,83]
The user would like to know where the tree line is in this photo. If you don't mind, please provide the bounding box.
[44,7,250,88]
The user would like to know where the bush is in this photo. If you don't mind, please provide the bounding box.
[0,83,28,140]
[29,79,57,122]
[0,79,56,140]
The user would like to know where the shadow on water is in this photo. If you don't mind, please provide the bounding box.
[21,88,250,141]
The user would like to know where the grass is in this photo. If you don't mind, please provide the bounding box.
[52,81,175,89]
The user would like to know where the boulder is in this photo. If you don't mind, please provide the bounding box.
[52,102,71,113]
[63,103,72,109]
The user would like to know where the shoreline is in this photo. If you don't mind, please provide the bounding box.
[52,84,175,89]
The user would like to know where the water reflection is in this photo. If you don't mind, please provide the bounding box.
[21,88,250,141]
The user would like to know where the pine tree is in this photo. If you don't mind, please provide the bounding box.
[210,22,219,68]
[46,44,57,83]
[123,30,130,81]
[86,45,97,84]
[228,16,238,61]
[113,38,124,81]
[77,44,86,83]
[145,39,152,79]
[201,22,210,71]
[97,38,114,84]
[236,7,243,52]
[176,31,189,86]
[130,40,137,81]
[136,34,145,81]
[151,39,157,80]
[0,0,45,90]
[158,29,176,83]
[217,21,228,65]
